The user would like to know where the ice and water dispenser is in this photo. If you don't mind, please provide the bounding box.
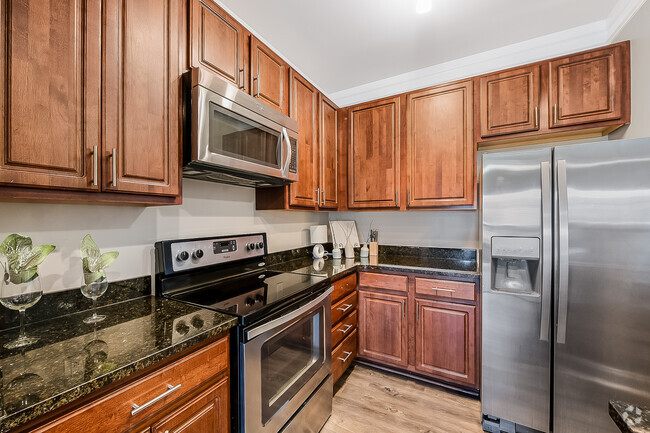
[490,237,540,295]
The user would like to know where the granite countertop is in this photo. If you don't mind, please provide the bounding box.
[0,292,237,432]
[610,401,650,433]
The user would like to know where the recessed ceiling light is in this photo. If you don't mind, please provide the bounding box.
[416,0,432,14]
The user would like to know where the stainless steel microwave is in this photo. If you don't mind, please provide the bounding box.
[183,68,299,187]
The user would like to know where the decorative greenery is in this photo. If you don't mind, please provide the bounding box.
[80,235,118,283]
[0,234,56,284]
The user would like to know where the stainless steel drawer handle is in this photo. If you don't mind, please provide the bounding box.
[338,324,353,334]
[337,303,353,312]
[131,384,181,416]
[338,351,352,363]
[431,287,455,293]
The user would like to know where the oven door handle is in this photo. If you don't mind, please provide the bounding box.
[245,286,333,341]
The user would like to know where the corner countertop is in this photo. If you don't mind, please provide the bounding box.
[610,401,650,433]
[0,294,237,432]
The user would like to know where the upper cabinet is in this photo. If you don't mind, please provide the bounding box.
[406,80,475,208]
[549,43,628,128]
[319,94,340,209]
[288,70,319,208]
[103,0,181,197]
[251,36,289,115]
[190,0,250,92]
[0,0,101,191]
[347,97,401,209]
[479,65,541,138]
[478,41,630,145]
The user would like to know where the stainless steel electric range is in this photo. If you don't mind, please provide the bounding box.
[154,233,333,433]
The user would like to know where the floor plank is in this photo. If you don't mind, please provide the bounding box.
[322,364,484,433]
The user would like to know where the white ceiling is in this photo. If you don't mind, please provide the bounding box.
[217,0,635,103]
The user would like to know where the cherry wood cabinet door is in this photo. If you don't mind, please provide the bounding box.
[348,97,400,209]
[152,377,230,433]
[250,36,289,115]
[406,80,474,208]
[479,65,541,137]
[358,290,408,368]
[415,299,476,387]
[103,0,181,196]
[319,94,339,209]
[0,0,101,190]
[190,0,249,92]
[288,70,318,208]
[549,42,628,128]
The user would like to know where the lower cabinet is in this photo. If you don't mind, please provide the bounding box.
[31,336,230,433]
[331,273,358,383]
[415,300,476,386]
[357,291,408,368]
[357,271,480,391]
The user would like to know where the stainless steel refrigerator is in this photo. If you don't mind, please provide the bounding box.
[481,138,650,433]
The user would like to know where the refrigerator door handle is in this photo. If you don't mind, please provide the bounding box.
[556,159,570,344]
[540,161,552,342]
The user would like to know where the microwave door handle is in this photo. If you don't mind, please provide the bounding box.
[281,127,292,177]
[245,286,333,341]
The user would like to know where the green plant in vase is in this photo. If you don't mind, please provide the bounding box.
[80,235,119,324]
[0,234,55,349]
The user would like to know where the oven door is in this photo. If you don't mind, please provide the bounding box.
[192,83,298,182]
[243,287,332,433]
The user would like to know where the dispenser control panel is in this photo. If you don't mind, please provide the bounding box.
[491,237,540,260]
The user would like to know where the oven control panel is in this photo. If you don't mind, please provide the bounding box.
[162,233,267,273]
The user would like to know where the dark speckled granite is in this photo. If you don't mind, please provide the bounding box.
[0,281,236,433]
[610,401,650,433]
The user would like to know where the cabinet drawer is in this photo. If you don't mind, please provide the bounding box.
[332,291,358,325]
[33,336,229,433]
[359,272,408,292]
[332,310,357,348]
[333,328,358,383]
[415,278,476,302]
[332,273,357,303]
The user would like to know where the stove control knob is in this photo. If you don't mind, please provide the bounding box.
[247,243,255,251]
[245,297,255,306]
[255,294,264,304]
[191,315,204,329]
[256,242,264,250]
[193,249,204,259]
[176,251,189,262]
[175,321,190,336]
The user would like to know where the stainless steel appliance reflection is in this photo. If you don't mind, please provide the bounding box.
[481,138,650,433]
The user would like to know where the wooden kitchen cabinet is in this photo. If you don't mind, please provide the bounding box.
[288,70,319,208]
[358,290,408,368]
[415,299,476,386]
[479,65,541,137]
[189,0,250,92]
[103,0,181,197]
[251,36,289,115]
[152,377,229,433]
[0,0,102,191]
[549,42,629,128]
[29,336,230,433]
[331,273,358,383]
[319,94,340,209]
[347,96,401,209]
[406,80,475,208]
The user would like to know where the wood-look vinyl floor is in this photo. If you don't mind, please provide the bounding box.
[321,365,484,433]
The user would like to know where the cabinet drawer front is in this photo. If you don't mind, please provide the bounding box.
[332,328,358,383]
[332,309,357,348]
[358,272,407,292]
[332,273,358,303]
[34,337,229,432]
[415,278,476,302]
[332,291,358,325]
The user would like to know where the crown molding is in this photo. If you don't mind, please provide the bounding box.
[607,0,647,42]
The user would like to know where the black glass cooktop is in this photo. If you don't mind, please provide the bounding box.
[162,270,328,326]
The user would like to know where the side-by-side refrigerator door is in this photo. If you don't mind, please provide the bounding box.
[553,138,650,433]
[481,148,552,433]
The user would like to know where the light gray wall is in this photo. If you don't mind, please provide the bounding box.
[611,1,650,140]
[0,180,326,293]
